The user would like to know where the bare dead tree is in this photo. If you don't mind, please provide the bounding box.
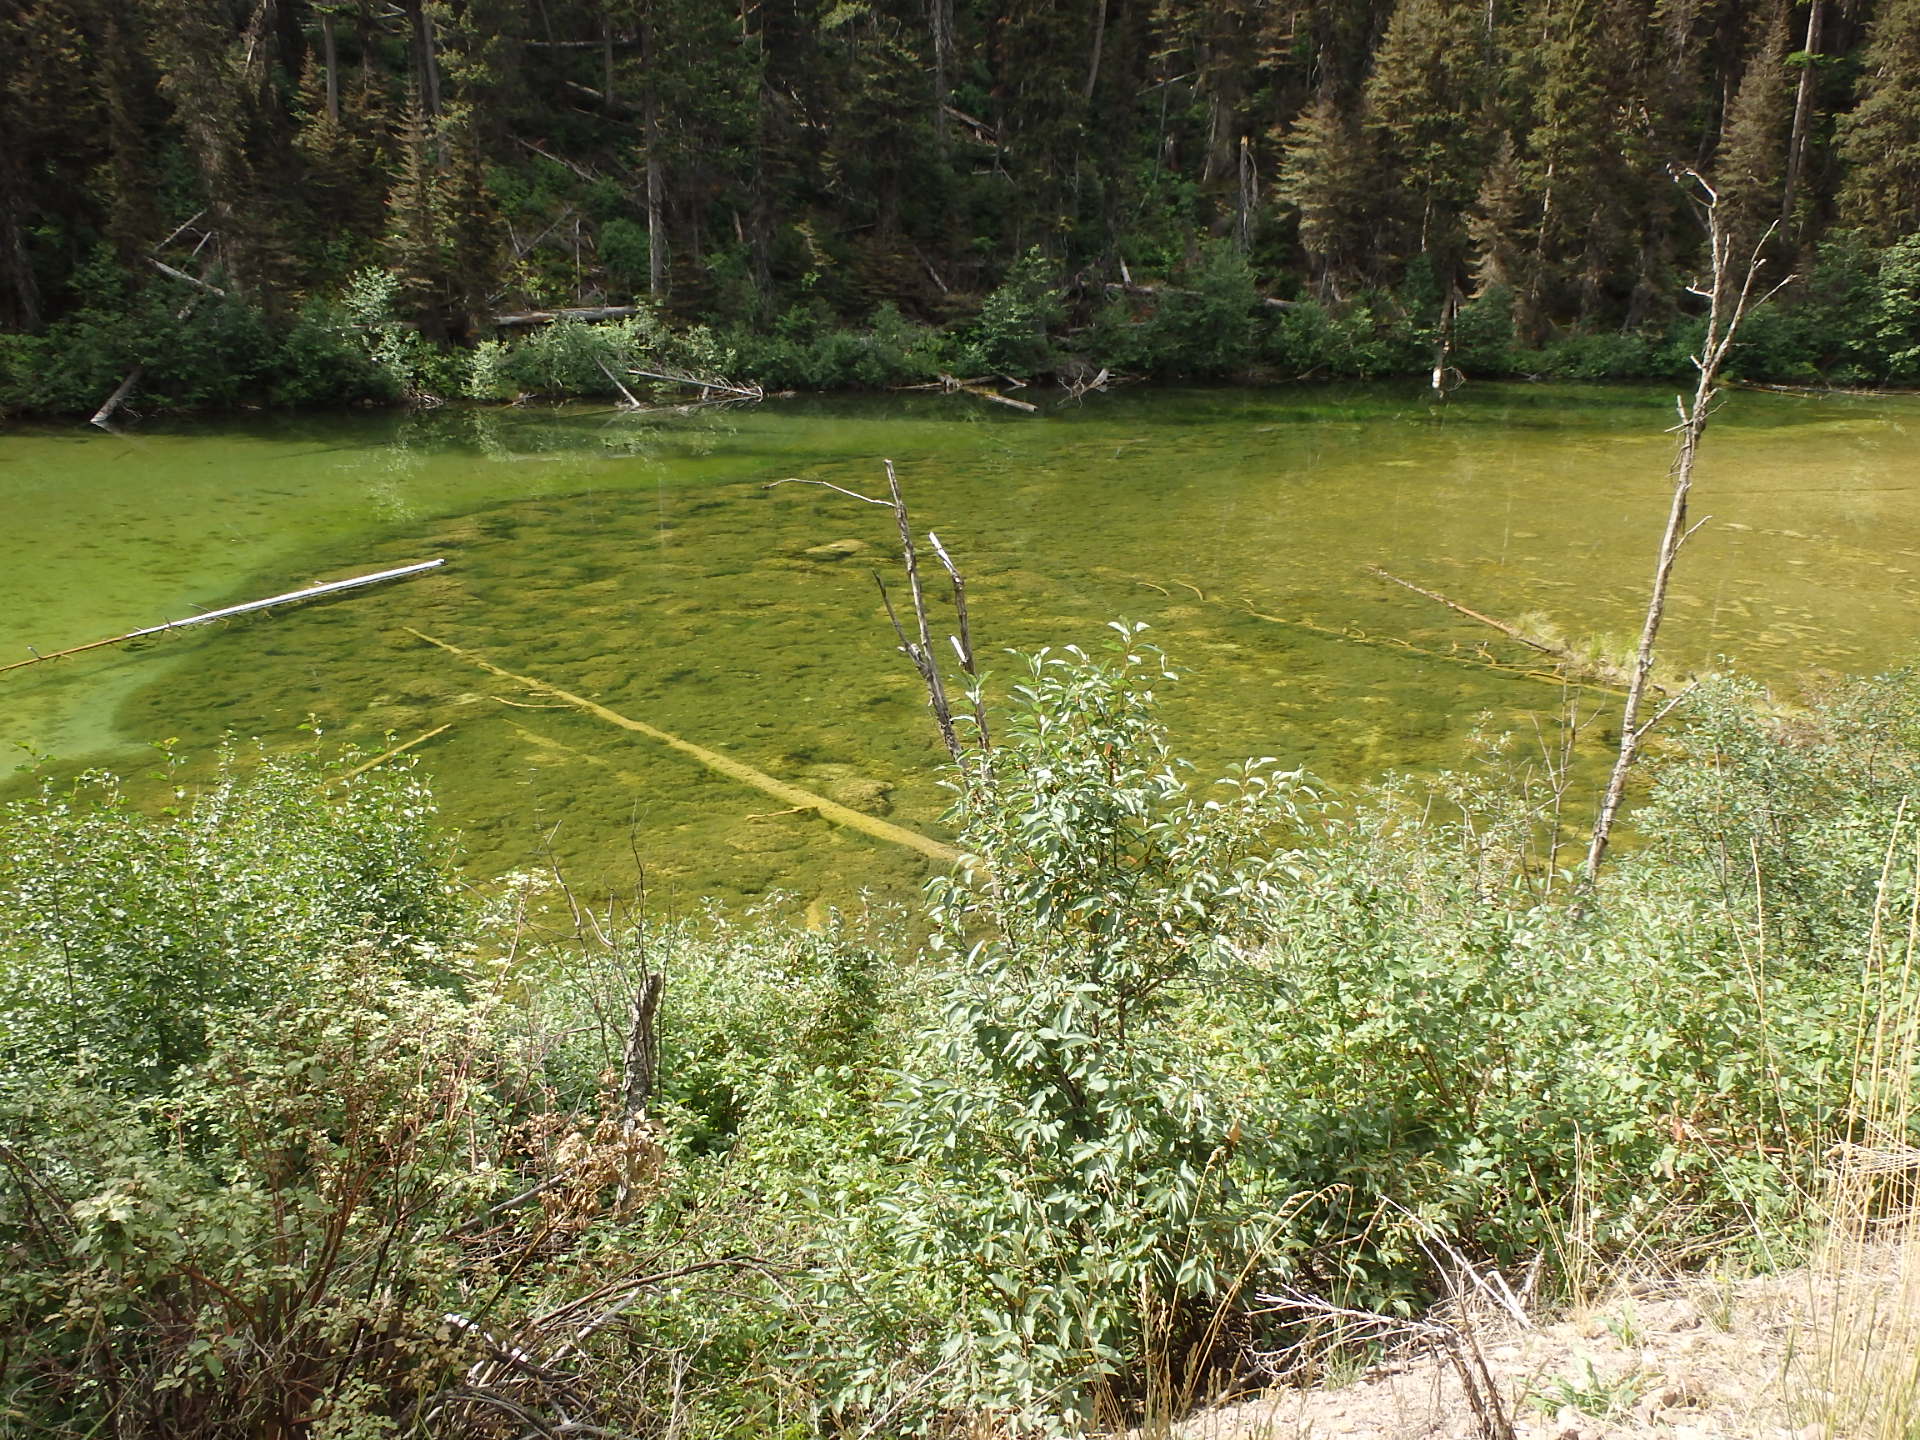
[1585,172,1794,882]
[766,461,988,777]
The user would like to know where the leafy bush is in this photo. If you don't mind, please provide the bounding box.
[1259,293,1423,378]
[968,248,1065,378]
[0,958,512,1438]
[0,746,460,1093]
[880,629,1305,1426]
[2,641,1916,1437]
[1097,240,1262,378]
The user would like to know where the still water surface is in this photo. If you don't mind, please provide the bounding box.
[4,384,1918,908]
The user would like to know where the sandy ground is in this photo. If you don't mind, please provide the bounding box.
[1146,1237,1920,1440]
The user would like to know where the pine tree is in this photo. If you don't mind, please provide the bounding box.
[1718,4,1795,249]
[384,100,450,336]
[1278,92,1379,296]
[1468,132,1543,337]
[1836,0,1920,243]
[1360,0,1495,282]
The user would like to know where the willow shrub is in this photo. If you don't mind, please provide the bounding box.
[0,649,1911,1438]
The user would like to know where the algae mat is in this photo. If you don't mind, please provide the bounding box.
[6,384,1920,908]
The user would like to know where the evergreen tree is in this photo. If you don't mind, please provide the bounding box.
[1718,4,1796,248]
[1836,0,1920,242]
[1278,92,1379,296]
[1360,0,1495,285]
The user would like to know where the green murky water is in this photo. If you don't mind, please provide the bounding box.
[5,384,1920,908]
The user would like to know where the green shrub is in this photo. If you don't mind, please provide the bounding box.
[878,628,1309,1428]
[0,956,516,1438]
[1099,240,1262,379]
[0,745,461,1093]
[969,247,1064,378]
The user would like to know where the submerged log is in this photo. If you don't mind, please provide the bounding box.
[1366,566,1568,657]
[409,628,961,863]
[0,559,446,675]
[330,723,454,784]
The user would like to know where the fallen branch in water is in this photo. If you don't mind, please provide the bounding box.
[941,373,1038,412]
[1365,567,1569,659]
[625,365,763,402]
[330,724,453,785]
[0,559,446,676]
[1232,597,1628,697]
[410,629,959,863]
[895,374,1039,412]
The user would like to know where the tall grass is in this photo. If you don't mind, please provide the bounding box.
[1800,819,1920,1438]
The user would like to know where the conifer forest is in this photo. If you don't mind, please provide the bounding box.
[6,0,1920,411]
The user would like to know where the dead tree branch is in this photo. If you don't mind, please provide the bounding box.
[766,464,989,774]
[1585,175,1792,881]
[1365,567,1571,661]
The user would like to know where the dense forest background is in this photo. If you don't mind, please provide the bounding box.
[6,0,1920,411]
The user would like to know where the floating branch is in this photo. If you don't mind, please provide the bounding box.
[410,628,959,863]
[893,373,1039,412]
[0,559,447,676]
[942,374,1038,413]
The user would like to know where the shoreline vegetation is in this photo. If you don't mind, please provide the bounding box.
[8,240,1920,423]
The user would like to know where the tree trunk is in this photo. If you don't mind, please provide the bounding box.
[411,0,442,118]
[1781,0,1826,231]
[1586,179,1785,881]
[643,70,667,297]
[930,0,954,145]
[320,9,340,124]
[0,149,39,330]
[1083,0,1107,102]
[601,2,615,111]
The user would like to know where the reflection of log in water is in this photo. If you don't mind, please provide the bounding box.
[408,627,960,863]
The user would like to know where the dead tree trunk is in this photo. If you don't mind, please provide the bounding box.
[319,8,340,124]
[1781,0,1826,233]
[620,972,663,1123]
[1585,174,1792,882]
[641,17,667,300]
[930,0,955,146]
[766,464,988,777]
[1083,0,1107,103]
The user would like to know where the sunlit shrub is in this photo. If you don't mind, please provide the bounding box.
[0,745,461,1093]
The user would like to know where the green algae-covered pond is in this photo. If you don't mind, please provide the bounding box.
[6,383,1920,909]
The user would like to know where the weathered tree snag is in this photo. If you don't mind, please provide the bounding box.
[930,0,956,144]
[90,368,149,431]
[319,8,340,124]
[1084,0,1108,102]
[1585,174,1793,882]
[620,972,663,1122]
[1782,0,1826,232]
[766,464,990,775]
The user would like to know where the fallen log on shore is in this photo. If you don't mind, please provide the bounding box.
[491,305,648,327]
[0,559,446,676]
